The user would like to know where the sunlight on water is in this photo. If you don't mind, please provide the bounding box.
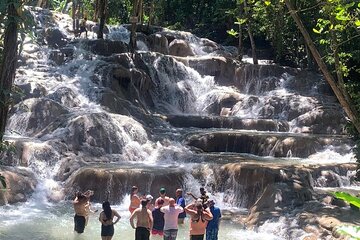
[0,199,284,240]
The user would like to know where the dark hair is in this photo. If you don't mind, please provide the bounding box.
[157,198,164,205]
[141,199,148,207]
[76,191,86,200]
[102,201,112,220]
[131,186,138,193]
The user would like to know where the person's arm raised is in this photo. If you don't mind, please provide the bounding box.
[203,207,213,221]
[184,203,196,215]
[186,192,197,200]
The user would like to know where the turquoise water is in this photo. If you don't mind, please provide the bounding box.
[0,200,283,240]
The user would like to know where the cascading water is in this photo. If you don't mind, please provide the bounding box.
[0,7,358,240]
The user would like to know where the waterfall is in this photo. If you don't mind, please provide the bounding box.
[0,7,357,240]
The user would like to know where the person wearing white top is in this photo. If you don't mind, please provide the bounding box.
[160,198,184,240]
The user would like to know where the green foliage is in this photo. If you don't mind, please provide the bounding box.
[336,225,360,240]
[227,28,238,37]
[334,191,360,207]
[333,192,360,239]
[50,0,67,12]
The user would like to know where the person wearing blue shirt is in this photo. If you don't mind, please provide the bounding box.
[175,188,186,224]
[206,199,221,240]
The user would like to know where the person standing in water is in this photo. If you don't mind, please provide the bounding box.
[151,198,165,237]
[99,201,121,240]
[129,186,141,213]
[184,201,213,240]
[73,190,94,233]
[79,17,88,38]
[187,187,209,205]
[161,198,184,240]
[156,187,170,207]
[205,200,221,240]
[130,199,154,240]
[175,188,186,224]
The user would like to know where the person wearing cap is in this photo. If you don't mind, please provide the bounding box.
[130,199,154,240]
[175,189,186,224]
[146,194,154,210]
[187,187,209,205]
[156,187,170,207]
[129,186,141,213]
[151,198,165,237]
[160,198,184,240]
[184,201,213,240]
[205,200,221,240]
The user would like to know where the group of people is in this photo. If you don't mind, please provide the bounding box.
[73,186,221,240]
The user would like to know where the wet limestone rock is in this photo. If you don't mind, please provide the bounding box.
[65,166,186,203]
[8,98,69,136]
[187,56,239,85]
[13,83,47,104]
[52,112,148,156]
[0,168,37,205]
[83,39,128,56]
[169,39,195,57]
[149,33,169,55]
[45,27,68,48]
[47,87,81,108]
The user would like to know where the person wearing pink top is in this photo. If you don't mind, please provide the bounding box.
[160,198,184,240]
[184,202,213,240]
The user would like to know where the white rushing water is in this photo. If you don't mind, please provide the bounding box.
[1,8,357,240]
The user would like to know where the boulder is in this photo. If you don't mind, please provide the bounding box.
[169,39,195,57]
[0,167,37,205]
[149,33,169,55]
[13,83,47,104]
[45,27,68,48]
[47,87,81,108]
[8,98,69,136]
[291,106,347,134]
[83,39,128,56]
[234,64,298,94]
[51,112,148,156]
[186,56,239,85]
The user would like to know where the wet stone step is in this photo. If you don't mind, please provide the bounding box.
[185,131,352,158]
[165,114,289,132]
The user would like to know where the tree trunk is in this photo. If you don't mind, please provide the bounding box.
[97,0,107,39]
[284,0,360,134]
[237,3,244,60]
[244,0,258,64]
[0,3,19,142]
[94,0,99,21]
[148,0,155,25]
[130,0,142,52]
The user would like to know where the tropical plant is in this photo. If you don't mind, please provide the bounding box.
[333,192,360,239]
